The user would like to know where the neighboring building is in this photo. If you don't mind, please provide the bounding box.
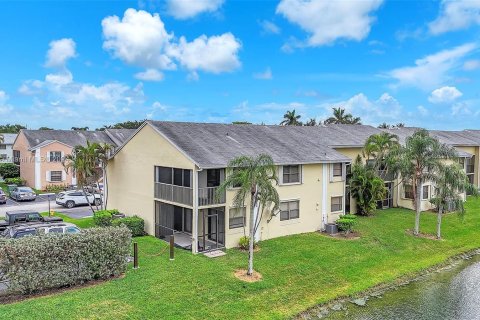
[13,129,134,190]
[106,121,480,253]
[0,133,17,163]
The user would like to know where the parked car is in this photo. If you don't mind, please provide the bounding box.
[0,210,63,232]
[56,190,102,208]
[1,222,80,239]
[7,184,17,194]
[10,186,37,201]
[0,190,6,204]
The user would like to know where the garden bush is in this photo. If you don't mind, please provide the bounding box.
[3,177,25,185]
[0,163,20,179]
[238,236,257,250]
[45,184,68,193]
[337,217,357,234]
[343,214,357,220]
[0,227,131,294]
[112,216,145,237]
[93,210,118,227]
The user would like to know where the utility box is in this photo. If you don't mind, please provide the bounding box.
[325,223,338,235]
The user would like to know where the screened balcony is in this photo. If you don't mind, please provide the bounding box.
[198,169,226,207]
[154,166,193,206]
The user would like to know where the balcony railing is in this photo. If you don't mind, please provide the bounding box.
[198,186,225,207]
[154,182,193,206]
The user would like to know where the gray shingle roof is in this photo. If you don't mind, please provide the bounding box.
[148,121,352,169]
[104,129,136,147]
[0,133,17,145]
[21,130,119,149]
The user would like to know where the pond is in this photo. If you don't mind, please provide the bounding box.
[325,254,480,320]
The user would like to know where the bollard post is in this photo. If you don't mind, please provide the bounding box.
[133,242,139,269]
[170,235,175,261]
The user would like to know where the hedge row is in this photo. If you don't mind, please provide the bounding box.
[94,210,145,237]
[0,227,131,294]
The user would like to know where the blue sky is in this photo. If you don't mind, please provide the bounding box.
[1,0,480,130]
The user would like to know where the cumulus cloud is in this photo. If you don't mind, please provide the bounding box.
[166,0,224,19]
[259,20,281,34]
[276,0,383,47]
[386,43,477,90]
[428,86,463,104]
[45,38,77,68]
[253,67,273,80]
[134,69,164,81]
[429,0,480,35]
[102,9,241,78]
[45,70,74,85]
[168,33,241,73]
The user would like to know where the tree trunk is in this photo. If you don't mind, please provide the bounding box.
[414,178,422,236]
[247,192,256,276]
[83,188,96,215]
[437,204,443,239]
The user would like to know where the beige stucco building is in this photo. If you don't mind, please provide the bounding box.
[107,121,480,253]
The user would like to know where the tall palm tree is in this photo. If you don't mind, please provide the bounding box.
[96,143,113,210]
[217,154,279,276]
[363,132,400,179]
[324,107,361,125]
[393,129,456,235]
[280,110,302,126]
[63,141,111,214]
[430,163,478,239]
[0,134,3,144]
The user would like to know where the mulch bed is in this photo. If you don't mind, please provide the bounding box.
[405,229,440,240]
[234,269,262,283]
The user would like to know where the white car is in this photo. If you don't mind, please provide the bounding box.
[56,190,102,208]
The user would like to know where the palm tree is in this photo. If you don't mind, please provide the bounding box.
[393,129,456,235]
[363,132,400,179]
[217,154,280,276]
[430,163,478,239]
[0,134,3,144]
[378,123,390,129]
[63,141,111,214]
[324,107,361,125]
[96,143,113,210]
[280,110,302,126]
[304,118,317,126]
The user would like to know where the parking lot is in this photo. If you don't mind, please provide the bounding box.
[0,194,95,219]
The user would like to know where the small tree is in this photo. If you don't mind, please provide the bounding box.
[324,107,361,124]
[0,163,20,179]
[280,110,302,126]
[217,154,279,276]
[430,163,478,239]
[363,132,400,180]
[349,156,386,216]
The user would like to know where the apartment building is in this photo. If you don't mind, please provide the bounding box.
[13,129,134,190]
[106,121,480,253]
[0,133,17,163]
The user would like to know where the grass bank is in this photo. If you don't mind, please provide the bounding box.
[1,199,480,319]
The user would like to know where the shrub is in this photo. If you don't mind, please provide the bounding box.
[4,177,25,185]
[112,216,145,237]
[45,184,68,193]
[0,227,131,294]
[238,236,257,250]
[343,214,357,220]
[337,218,356,234]
[93,210,114,227]
[0,163,20,179]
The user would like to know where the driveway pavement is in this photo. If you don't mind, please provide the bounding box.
[0,199,94,219]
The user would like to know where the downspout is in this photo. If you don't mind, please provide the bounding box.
[191,167,201,254]
[321,163,328,230]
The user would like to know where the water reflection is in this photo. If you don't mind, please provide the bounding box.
[326,255,480,320]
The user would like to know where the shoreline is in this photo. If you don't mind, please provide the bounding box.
[296,248,480,319]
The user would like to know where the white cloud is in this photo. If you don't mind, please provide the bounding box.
[18,80,43,95]
[45,70,74,85]
[253,67,273,80]
[45,38,77,68]
[276,0,383,47]
[0,90,12,114]
[166,0,224,19]
[134,69,164,81]
[463,59,480,71]
[146,101,168,119]
[428,86,463,104]
[387,43,477,90]
[0,91,8,105]
[259,20,281,34]
[102,8,175,70]
[102,9,241,78]
[417,105,429,116]
[429,0,480,35]
[168,33,241,73]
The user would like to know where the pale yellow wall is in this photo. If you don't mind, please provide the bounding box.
[456,146,479,187]
[14,132,35,188]
[107,124,196,235]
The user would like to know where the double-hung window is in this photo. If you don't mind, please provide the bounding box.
[280,200,299,221]
[282,165,300,184]
[404,185,414,199]
[333,163,343,177]
[49,151,62,162]
[331,196,343,212]
[422,185,429,200]
[229,207,246,229]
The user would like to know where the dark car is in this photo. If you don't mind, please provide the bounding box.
[0,190,6,204]
[0,210,63,232]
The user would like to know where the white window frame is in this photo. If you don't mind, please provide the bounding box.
[279,165,302,185]
[279,199,300,221]
[422,185,430,200]
[330,196,343,213]
[229,207,246,229]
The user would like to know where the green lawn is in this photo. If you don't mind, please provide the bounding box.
[2,199,480,319]
[41,212,95,229]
